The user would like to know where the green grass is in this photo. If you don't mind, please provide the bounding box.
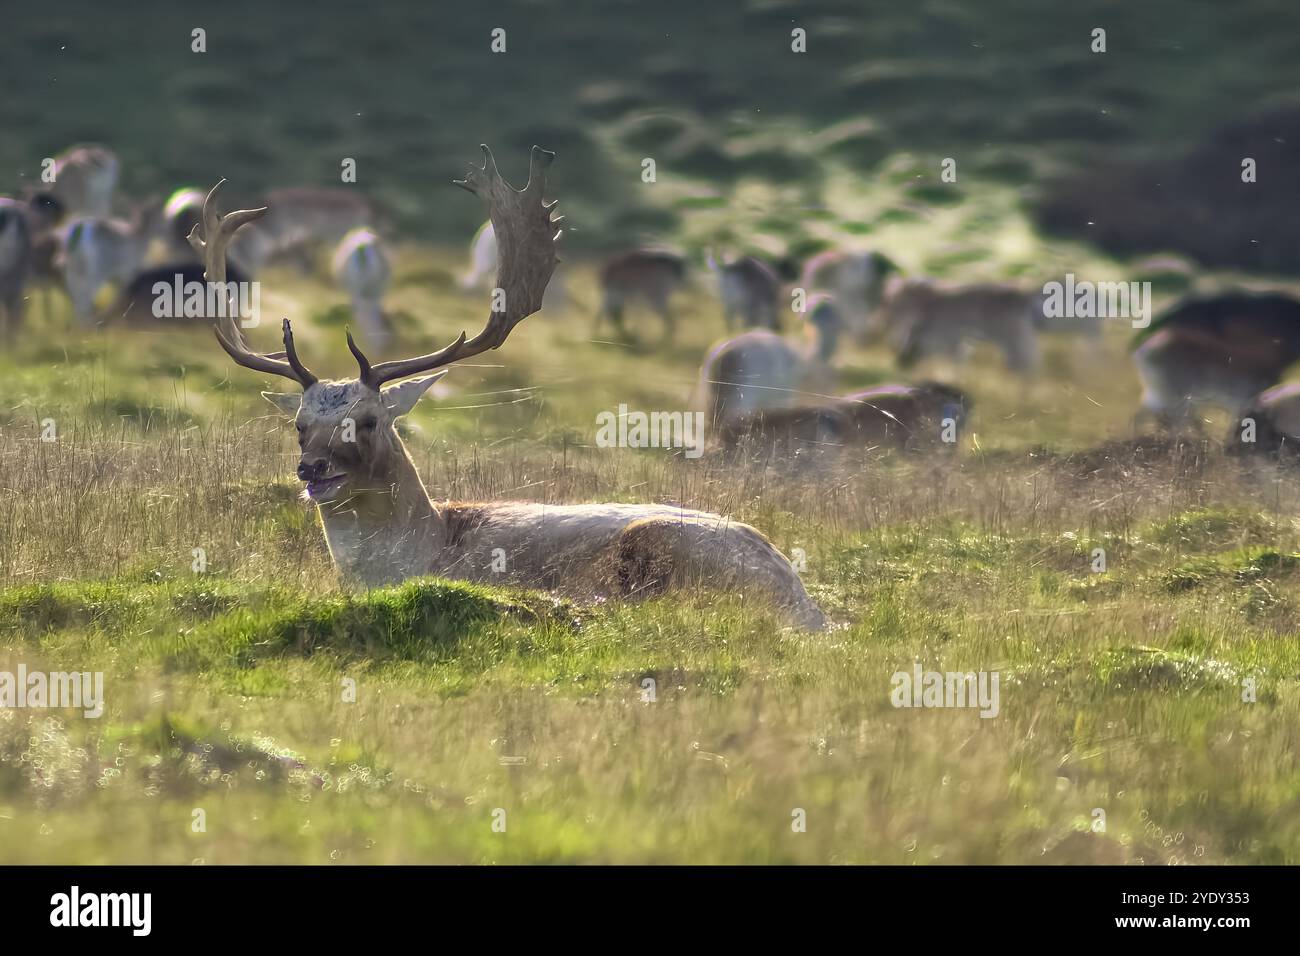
[5,0,1300,863]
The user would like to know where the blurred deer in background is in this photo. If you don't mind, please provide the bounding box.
[700,294,843,426]
[596,249,687,341]
[331,227,391,347]
[707,251,780,330]
[1133,291,1300,430]
[0,199,33,342]
[58,200,163,325]
[887,278,1040,374]
[800,249,898,341]
[45,144,119,217]
[717,381,971,458]
[195,146,825,629]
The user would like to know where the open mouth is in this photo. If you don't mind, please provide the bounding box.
[304,474,347,498]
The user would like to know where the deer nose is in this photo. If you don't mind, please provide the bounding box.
[297,458,329,481]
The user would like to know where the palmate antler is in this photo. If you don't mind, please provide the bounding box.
[196,146,561,393]
[349,145,563,388]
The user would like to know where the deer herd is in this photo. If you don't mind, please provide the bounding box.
[3,140,1300,629]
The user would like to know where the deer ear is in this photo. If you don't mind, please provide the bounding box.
[262,391,302,417]
[381,372,447,418]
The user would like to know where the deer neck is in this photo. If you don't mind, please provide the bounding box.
[315,443,447,585]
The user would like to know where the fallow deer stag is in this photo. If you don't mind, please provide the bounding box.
[193,147,827,630]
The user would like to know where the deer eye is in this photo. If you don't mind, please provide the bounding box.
[357,417,377,430]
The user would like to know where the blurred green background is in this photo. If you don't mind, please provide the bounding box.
[4,0,1299,258]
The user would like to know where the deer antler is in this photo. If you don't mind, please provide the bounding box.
[189,180,317,388]
[352,145,562,388]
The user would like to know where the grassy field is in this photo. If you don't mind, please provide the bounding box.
[0,242,1298,864]
[3,0,1300,865]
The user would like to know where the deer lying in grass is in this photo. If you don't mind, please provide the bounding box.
[596,249,687,341]
[717,382,970,458]
[330,227,391,347]
[700,294,842,426]
[194,147,827,630]
[1133,292,1300,429]
[886,278,1040,373]
[707,252,781,330]
[47,144,119,217]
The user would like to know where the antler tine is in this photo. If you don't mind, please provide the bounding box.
[346,327,372,382]
[192,180,317,388]
[360,145,561,389]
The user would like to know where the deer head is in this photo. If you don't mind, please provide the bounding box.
[192,146,561,504]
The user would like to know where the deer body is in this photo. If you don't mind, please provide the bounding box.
[1133,292,1300,426]
[701,296,842,426]
[800,250,897,340]
[1232,383,1300,456]
[597,250,686,340]
[708,253,780,330]
[60,208,160,324]
[48,144,119,217]
[718,381,969,457]
[303,424,823,627]
[331,227,391,346]
[196,148,826,630]
[887,279,1039,373]
[0,199,32,342]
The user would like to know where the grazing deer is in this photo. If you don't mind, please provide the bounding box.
[46,144,119,217]
[0,199,33,342]
[1131,292,1300,429]
[1,192,69,323]
[886,278,1039,373]
[59,202,163,325]
[331,227,391,347]
[707,252,781,330]
[193,147,826,630]
[596,249,687,341]
[718,381,970,458]
[700,295,843,426]
[800,249,898,341]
